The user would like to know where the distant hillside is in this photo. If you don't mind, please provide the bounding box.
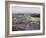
[31,14,40,17]
[12,13,40,18]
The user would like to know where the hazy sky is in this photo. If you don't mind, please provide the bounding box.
[12,6,40,14]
